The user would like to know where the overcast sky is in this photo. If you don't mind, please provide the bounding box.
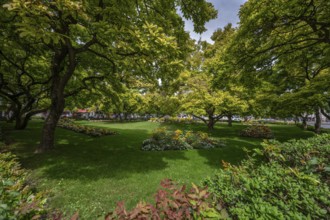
[184,0,247,43]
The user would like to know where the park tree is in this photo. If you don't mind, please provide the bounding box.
[180,69,247,129]
[204,24,249,126]
[3,0,217,152]
[232,0,330,72]
[142,91,181,117]
[274,47,330,132]
[227,0,330,89]
[112,89,144,121]
[222,0,330,132]
[0,11,50,129]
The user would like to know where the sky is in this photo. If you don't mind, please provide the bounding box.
[184,0,247,43]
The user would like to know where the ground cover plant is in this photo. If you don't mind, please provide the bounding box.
[0,151,48,219]
[3,120,316,219]
[204,134,330,219]
[142,127,224,151]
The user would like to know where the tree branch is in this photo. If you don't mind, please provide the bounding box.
[192,114,207,124]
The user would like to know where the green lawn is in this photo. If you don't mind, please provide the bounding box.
[4,120,315,219]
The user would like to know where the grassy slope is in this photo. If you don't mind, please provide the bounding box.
[4,120,315,219]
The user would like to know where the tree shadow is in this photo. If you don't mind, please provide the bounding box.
[9,123,189,182]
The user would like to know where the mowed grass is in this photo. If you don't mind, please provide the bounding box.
[5,120,315,219]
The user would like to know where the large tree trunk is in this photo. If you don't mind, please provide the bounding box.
[37,96,64,153]
[14,114,23,130]
[15,109,47,130]
[14,114,30,130]
[227,113,233,127]
[37,53,69,152]
[37,38,77,153]
[314,107,321,134]
[124,113,128,121]
[302,117,307,130]
[207,114,215,130]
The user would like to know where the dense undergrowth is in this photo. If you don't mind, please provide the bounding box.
[1,123,329,219]
[205,134,330,219]
[0,151,48,219]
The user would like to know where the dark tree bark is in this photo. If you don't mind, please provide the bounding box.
[38,75,67,152]
[37,43,74,152]
[302,118,307,130]
[299,114,308,130]
[314,107,321,134]
[227,113,233,127]
[14,114,22,130]
[193,107,223,130]
[38,105,63,153]
[207,115,215,130]
[14,109,47,130]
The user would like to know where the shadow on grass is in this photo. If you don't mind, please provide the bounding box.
[5,121,317,183]
[8,122,188,182]
[196,124,316,169]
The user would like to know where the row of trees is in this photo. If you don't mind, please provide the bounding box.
[199,0,330,132]
[0,0,217,152]
[1,0,330,152]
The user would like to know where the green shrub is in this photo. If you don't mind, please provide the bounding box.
[240,124,274,138]
[255,134,330,183]
[0,152,48,220]
[204,134,330,219]
[142,128,224,151]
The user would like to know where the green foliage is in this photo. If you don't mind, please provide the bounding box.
[180,38,249,129]
[142,128,224,151]
[6,120,317,218]
[205,134,330,219]
[0,152,47,220]
[240,124,274,139]
[235,0,330,71]
[258,134,330,183]
[57,118,116,137]
[3,0,217,150]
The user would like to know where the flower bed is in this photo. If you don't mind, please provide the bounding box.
[57,118,116,137]
[240,124,273,138]
[149,117,196,124]
[142,128,224,151]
